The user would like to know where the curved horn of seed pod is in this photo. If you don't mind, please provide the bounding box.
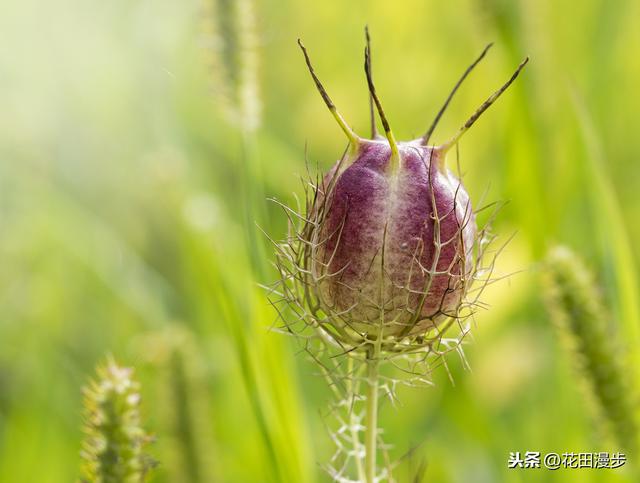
[438,56,529,153]
[297,39,360,152]
[422,43,494,146]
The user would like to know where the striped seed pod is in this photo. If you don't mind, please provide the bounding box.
[285,32,527,348]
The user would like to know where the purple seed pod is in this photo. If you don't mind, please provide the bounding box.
[270,33,528,481]
[314,141,475,338]
[278,35,528,351]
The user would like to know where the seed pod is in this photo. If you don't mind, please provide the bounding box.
[313,140,476,337]
[270,34,528,481]
[291,36,527,346]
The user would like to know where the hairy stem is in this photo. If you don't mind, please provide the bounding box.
[365,343,380,483]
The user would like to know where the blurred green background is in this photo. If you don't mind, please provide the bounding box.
[1,0,639,481]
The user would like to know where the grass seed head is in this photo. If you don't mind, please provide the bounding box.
[80,357,155,483]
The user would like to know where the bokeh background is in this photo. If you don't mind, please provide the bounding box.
[1,0,639,481]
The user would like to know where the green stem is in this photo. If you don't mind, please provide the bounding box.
[365,344,380,483]
[347,358,366,482]
[240,129,269,281]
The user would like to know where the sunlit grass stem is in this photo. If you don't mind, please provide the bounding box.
[570,89,640,387]
[204,2,313,482]
[153,327,217,483]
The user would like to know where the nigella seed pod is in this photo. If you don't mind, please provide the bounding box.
[271,33,529,481]
[277,34,528,350]
[314,141,475,337]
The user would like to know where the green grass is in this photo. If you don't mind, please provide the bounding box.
[0,0,639,481]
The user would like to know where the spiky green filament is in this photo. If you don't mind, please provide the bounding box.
[297,39,360,151]
[80,357,154,483]
[440,56,529,153]
[544,246,639,453]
